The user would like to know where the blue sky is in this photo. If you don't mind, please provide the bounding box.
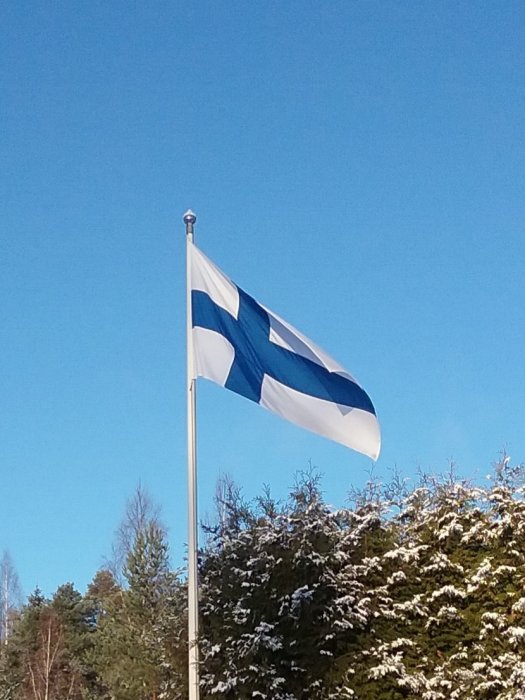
[2,1,524,597]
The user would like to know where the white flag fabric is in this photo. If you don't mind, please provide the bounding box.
[189,242,381,460]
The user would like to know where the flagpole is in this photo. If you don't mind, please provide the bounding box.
[184,209,200,700]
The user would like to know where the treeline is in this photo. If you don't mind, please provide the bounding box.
[2,457,525,699]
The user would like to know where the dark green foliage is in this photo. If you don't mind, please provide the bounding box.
[199,474,387,699]
[3,460,525,699]
[92,523,187,700]
[0,584,99,700]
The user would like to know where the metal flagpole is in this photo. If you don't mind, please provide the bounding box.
[184,209,200,700]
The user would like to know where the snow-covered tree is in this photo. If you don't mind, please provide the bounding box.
[200,473,381,699]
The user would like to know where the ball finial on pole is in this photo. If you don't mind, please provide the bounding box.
[183,209,197,240]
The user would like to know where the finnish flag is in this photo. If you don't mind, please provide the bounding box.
[190,243,381,460]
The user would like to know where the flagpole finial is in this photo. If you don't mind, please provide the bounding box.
[183,210,196,243]
[183,209,196,226]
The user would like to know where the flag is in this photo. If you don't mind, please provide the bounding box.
[189,242,381,460]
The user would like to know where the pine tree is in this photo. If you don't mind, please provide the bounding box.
[0,583,102,700]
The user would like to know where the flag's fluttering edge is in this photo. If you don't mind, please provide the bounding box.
[189,243,381,460]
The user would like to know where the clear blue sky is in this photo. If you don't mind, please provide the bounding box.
[2,1,524,597]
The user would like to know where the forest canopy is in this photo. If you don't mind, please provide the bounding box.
[2,456,525,699]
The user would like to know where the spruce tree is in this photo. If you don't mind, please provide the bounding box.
[93,522,186,700]
[200,474,375,699]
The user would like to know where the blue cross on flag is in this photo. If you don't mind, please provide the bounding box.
[190,243,381,460]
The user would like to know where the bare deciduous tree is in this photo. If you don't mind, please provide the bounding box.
[105,483,165,584]
[0,549,22,644]
[24,609,81,700]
